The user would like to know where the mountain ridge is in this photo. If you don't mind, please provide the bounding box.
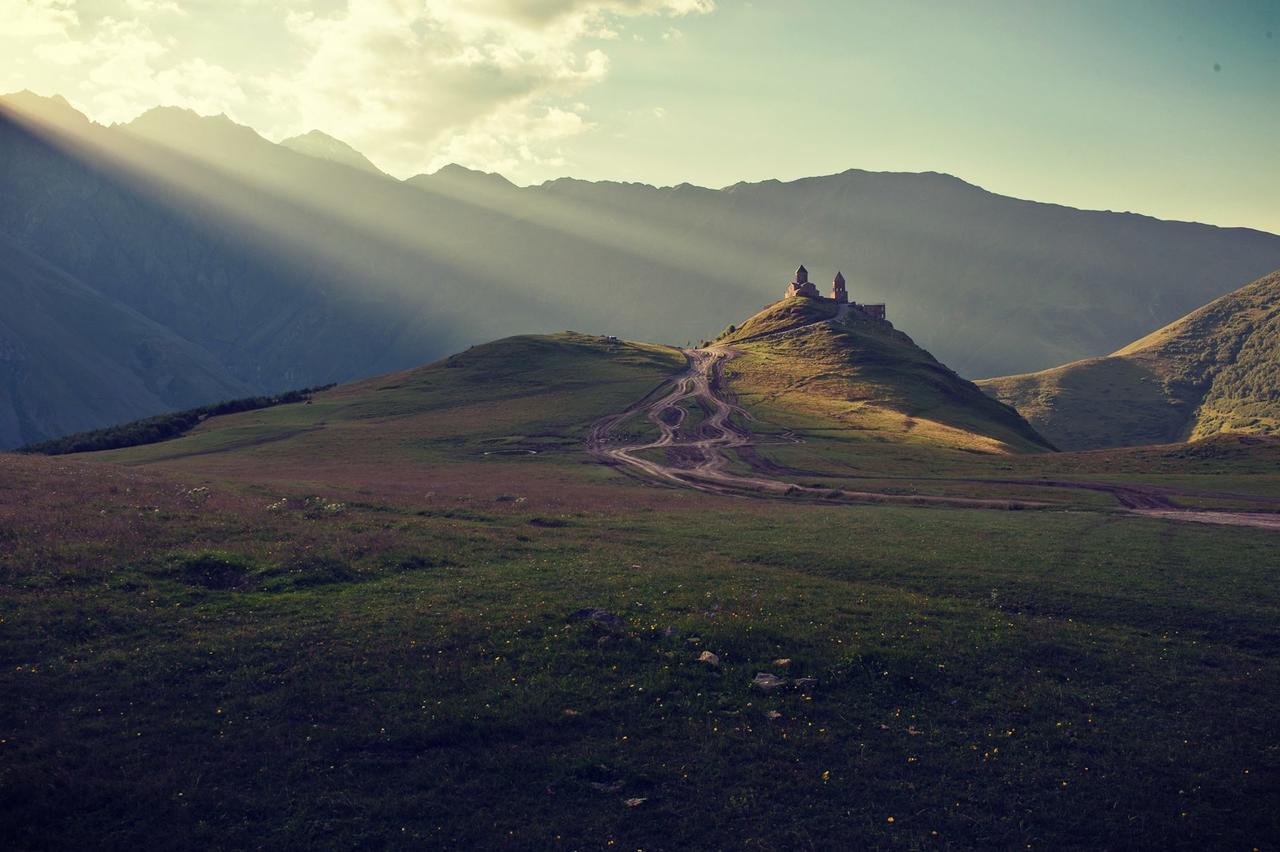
[979,270,1280,450]
[9,92,1279,238]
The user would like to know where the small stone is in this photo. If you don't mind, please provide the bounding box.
[773,658,792,666]
[697,651,720,666]
[562,708,580,717]
[624,797,647,808]
[766,710,783,720]
[568,608,624,631]
[751,672,787,692]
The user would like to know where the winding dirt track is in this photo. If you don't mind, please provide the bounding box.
[586,346,1047,510]
[586,341,1280,529]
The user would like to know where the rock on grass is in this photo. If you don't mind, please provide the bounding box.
[751,672,787,692]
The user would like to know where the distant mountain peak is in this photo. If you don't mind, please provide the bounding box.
[119,106,267,147]
[406,163,516,194]
[279,130,385,176]
[433,163,514,185]
[0,90,92,131]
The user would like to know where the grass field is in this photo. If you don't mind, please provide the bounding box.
[3,328,1279,850]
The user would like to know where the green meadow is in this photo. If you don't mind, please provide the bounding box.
[2,470,1277,849]
[3,329,1279,850]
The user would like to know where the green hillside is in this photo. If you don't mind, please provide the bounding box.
[95,332,686,469]
[979,270,1280,450]
[721,298,1054,454]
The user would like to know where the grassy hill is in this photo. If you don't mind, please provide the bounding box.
[93,332,686,474]
[979,270,1280,450]
[720,298,1054,455]
[69,302,1053,475]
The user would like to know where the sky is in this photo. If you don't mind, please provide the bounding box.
[2,0,1278,233]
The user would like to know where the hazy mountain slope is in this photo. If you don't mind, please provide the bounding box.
[0,235,253,447]
[520,171,1280,378]
[721,298,1053,453]
[4,91,1280,447]
[0,98,544,446]
[107,94,1280,383]
[979,270,1280,450]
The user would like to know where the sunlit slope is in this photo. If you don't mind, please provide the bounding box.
[979,270,1280,450]
[721,300,1054,454]
[101,333,685,467]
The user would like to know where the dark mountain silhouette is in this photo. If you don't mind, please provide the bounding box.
[2,91,1279,448]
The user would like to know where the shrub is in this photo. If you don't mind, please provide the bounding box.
[282,556,359,588]
[19,384,336,455]
[174,552,255,590]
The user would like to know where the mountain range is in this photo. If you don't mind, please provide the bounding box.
[4,89,1280,449]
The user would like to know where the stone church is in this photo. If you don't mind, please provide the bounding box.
[785,265,886,321]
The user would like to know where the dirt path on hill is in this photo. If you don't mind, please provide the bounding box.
[587,338,1280,529]
[586,346,1045,510]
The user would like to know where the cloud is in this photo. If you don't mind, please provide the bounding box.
[122,0,185,15]
[428,103,591,174]
[271,0,715,177]
[0,0,716,178]
[15,12,246,123]
[0,0,78,39]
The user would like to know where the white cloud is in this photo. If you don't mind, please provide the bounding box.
[0,0,716,178]
[122,0,185,15]
[12,12,246,123]
[262,0,714,177]
[0,0,78,38]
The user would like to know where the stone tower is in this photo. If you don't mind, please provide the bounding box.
[831,271,848,303]
[785,264,820,298]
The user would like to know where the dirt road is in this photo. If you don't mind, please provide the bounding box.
[587,344,1280,529]
[587,346,1046,509]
